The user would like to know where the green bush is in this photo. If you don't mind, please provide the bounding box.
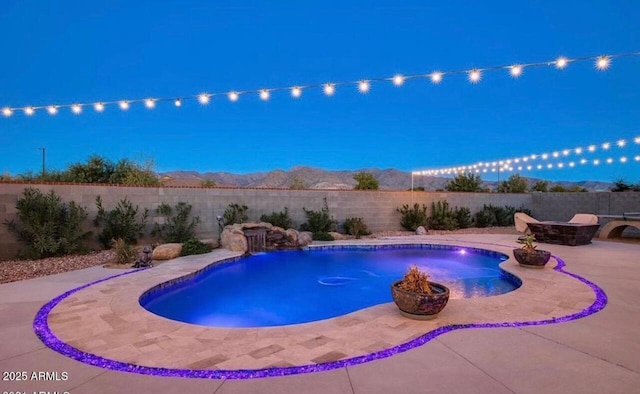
[353,171,379,190]
[343,217,371,238]
[4,188,91,259]
[301,198,337,233]
[427,201,458,230]
[94,196,148,248]
[181,238,213,256]
[151,202,199,243]
[473,204,531,227]
[445,173,484,192]
[260,207,292,229]
[312,231,334,241]
[397,203,428,231]
[454,207,472,229]
[223,203,248,225]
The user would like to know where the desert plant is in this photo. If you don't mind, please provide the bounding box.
[260,207,292,229]
[181,238,213,256]
[4,188,91,259]
[397,203,428,231]
[530,180,549,192]
[94,196,148,248]
[497,174,528,193]
[151,202,200,243]
[445,172,484,192]
[397,265,432,295]
[112,238,137,264]
[222,203,248,225]
[289,176,308,190]
[517,234,538,253]
[427,201,458,230]
[353,171,379,190]
[343,217,371,238]
[454,206,472,229]
[301,198,337,233]
[312,231,334,241]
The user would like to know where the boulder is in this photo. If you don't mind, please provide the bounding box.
[199,239,220,249]
[415,226,428,235]
[227,233,248,253]
[329,231,347,240]
[285,229,299,245]
[298,231,312,246]
[153,243,183,260]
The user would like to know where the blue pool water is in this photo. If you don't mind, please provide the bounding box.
[140,245,519,328]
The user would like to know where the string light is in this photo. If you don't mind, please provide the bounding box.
[414,133,640,176]
[259,89,270,101]
[144,99,156,109]
[510,65,523,78]
[291,86,302,98]
[2,51,638,118]
[94,102,105,112]
[24,107,35,116]
[198,94,210,105]
[429,71,443,84]
[358,80,370,93]
[468,69,482,83]
[47,106,58,115]
[174,98,182,107]
[71,104,82,114]
[323,83,335,96]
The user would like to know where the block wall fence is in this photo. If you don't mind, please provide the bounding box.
[1,182,639,260]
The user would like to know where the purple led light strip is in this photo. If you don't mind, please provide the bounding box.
[33,246,608,380]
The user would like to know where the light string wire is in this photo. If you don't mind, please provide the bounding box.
[2,51,639,118]
[413,136,640,176]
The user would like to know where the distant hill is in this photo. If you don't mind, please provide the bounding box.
[159,166,614,191]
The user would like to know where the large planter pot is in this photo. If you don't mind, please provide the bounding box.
[513,248,551,268]
[390,280,450,320]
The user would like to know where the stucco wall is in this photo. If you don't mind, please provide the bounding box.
[1,181,638,260]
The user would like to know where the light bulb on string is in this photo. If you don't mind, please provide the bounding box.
[323,84,335,96]
[555,56,569,69]
[588,145,596,152]
[617,139,626,147]
[468,69,482,83]
[392,74,405,86]
[24,107,35,116]
[198,94,210,105]
[94,102,105,112]
[621,157,628,163]
[595,55,611,71]
[174,98,182,107]
[358,80,370,93]
[119,101,130,110]
[144,99,156,109]
[71,104,82,114]
[429,72,443,84]
[228,92,239,102]
[259,90,270,101]
[2,107,12,117]
[510,65,523,78]
[47,106,58,115]
[291,86,302,98]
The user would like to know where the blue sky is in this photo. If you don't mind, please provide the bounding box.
[1,1,639,182]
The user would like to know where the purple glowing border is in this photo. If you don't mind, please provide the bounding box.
[33,248,608,380]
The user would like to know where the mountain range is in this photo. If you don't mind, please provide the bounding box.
[158,166,614,191]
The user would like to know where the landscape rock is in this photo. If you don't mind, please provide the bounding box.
[153,243,183,260]
[298,231,312,246]
[329,231,347,240]
[415,226,428,235]
[199,239,220,249]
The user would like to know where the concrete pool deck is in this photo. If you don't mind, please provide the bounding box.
[1,234,639,393]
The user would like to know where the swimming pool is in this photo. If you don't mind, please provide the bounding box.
[140,245,519,328]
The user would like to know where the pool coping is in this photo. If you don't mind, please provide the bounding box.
[35,238,605,379]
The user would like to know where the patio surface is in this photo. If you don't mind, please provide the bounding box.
[1,234,639,393]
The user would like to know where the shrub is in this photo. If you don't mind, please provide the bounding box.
[397,203,428,231]
[454,206,472,229]
[181,238,212,256]
[4,188,91,259]
[473,204,531,227]
[474,207,496,228]
[260,207,292,229]
[113,238,137,264]
[497,174,528,193]
[312,231,334,241]
[201,179,216,187]
[353,171,379,190]
[427,201,458,230]
[151,202,199,243]
[94,196,148,248]
[343,217,371,238]
[301,198,337,233]
[445,173,484,192]
[222,203,248,225]
[530,180,549,192]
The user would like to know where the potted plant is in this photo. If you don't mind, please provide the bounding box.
[513,235,551,268]
[391,265,450,320]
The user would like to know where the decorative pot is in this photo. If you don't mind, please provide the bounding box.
[390,280,450,320]
[513,248,551,268]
